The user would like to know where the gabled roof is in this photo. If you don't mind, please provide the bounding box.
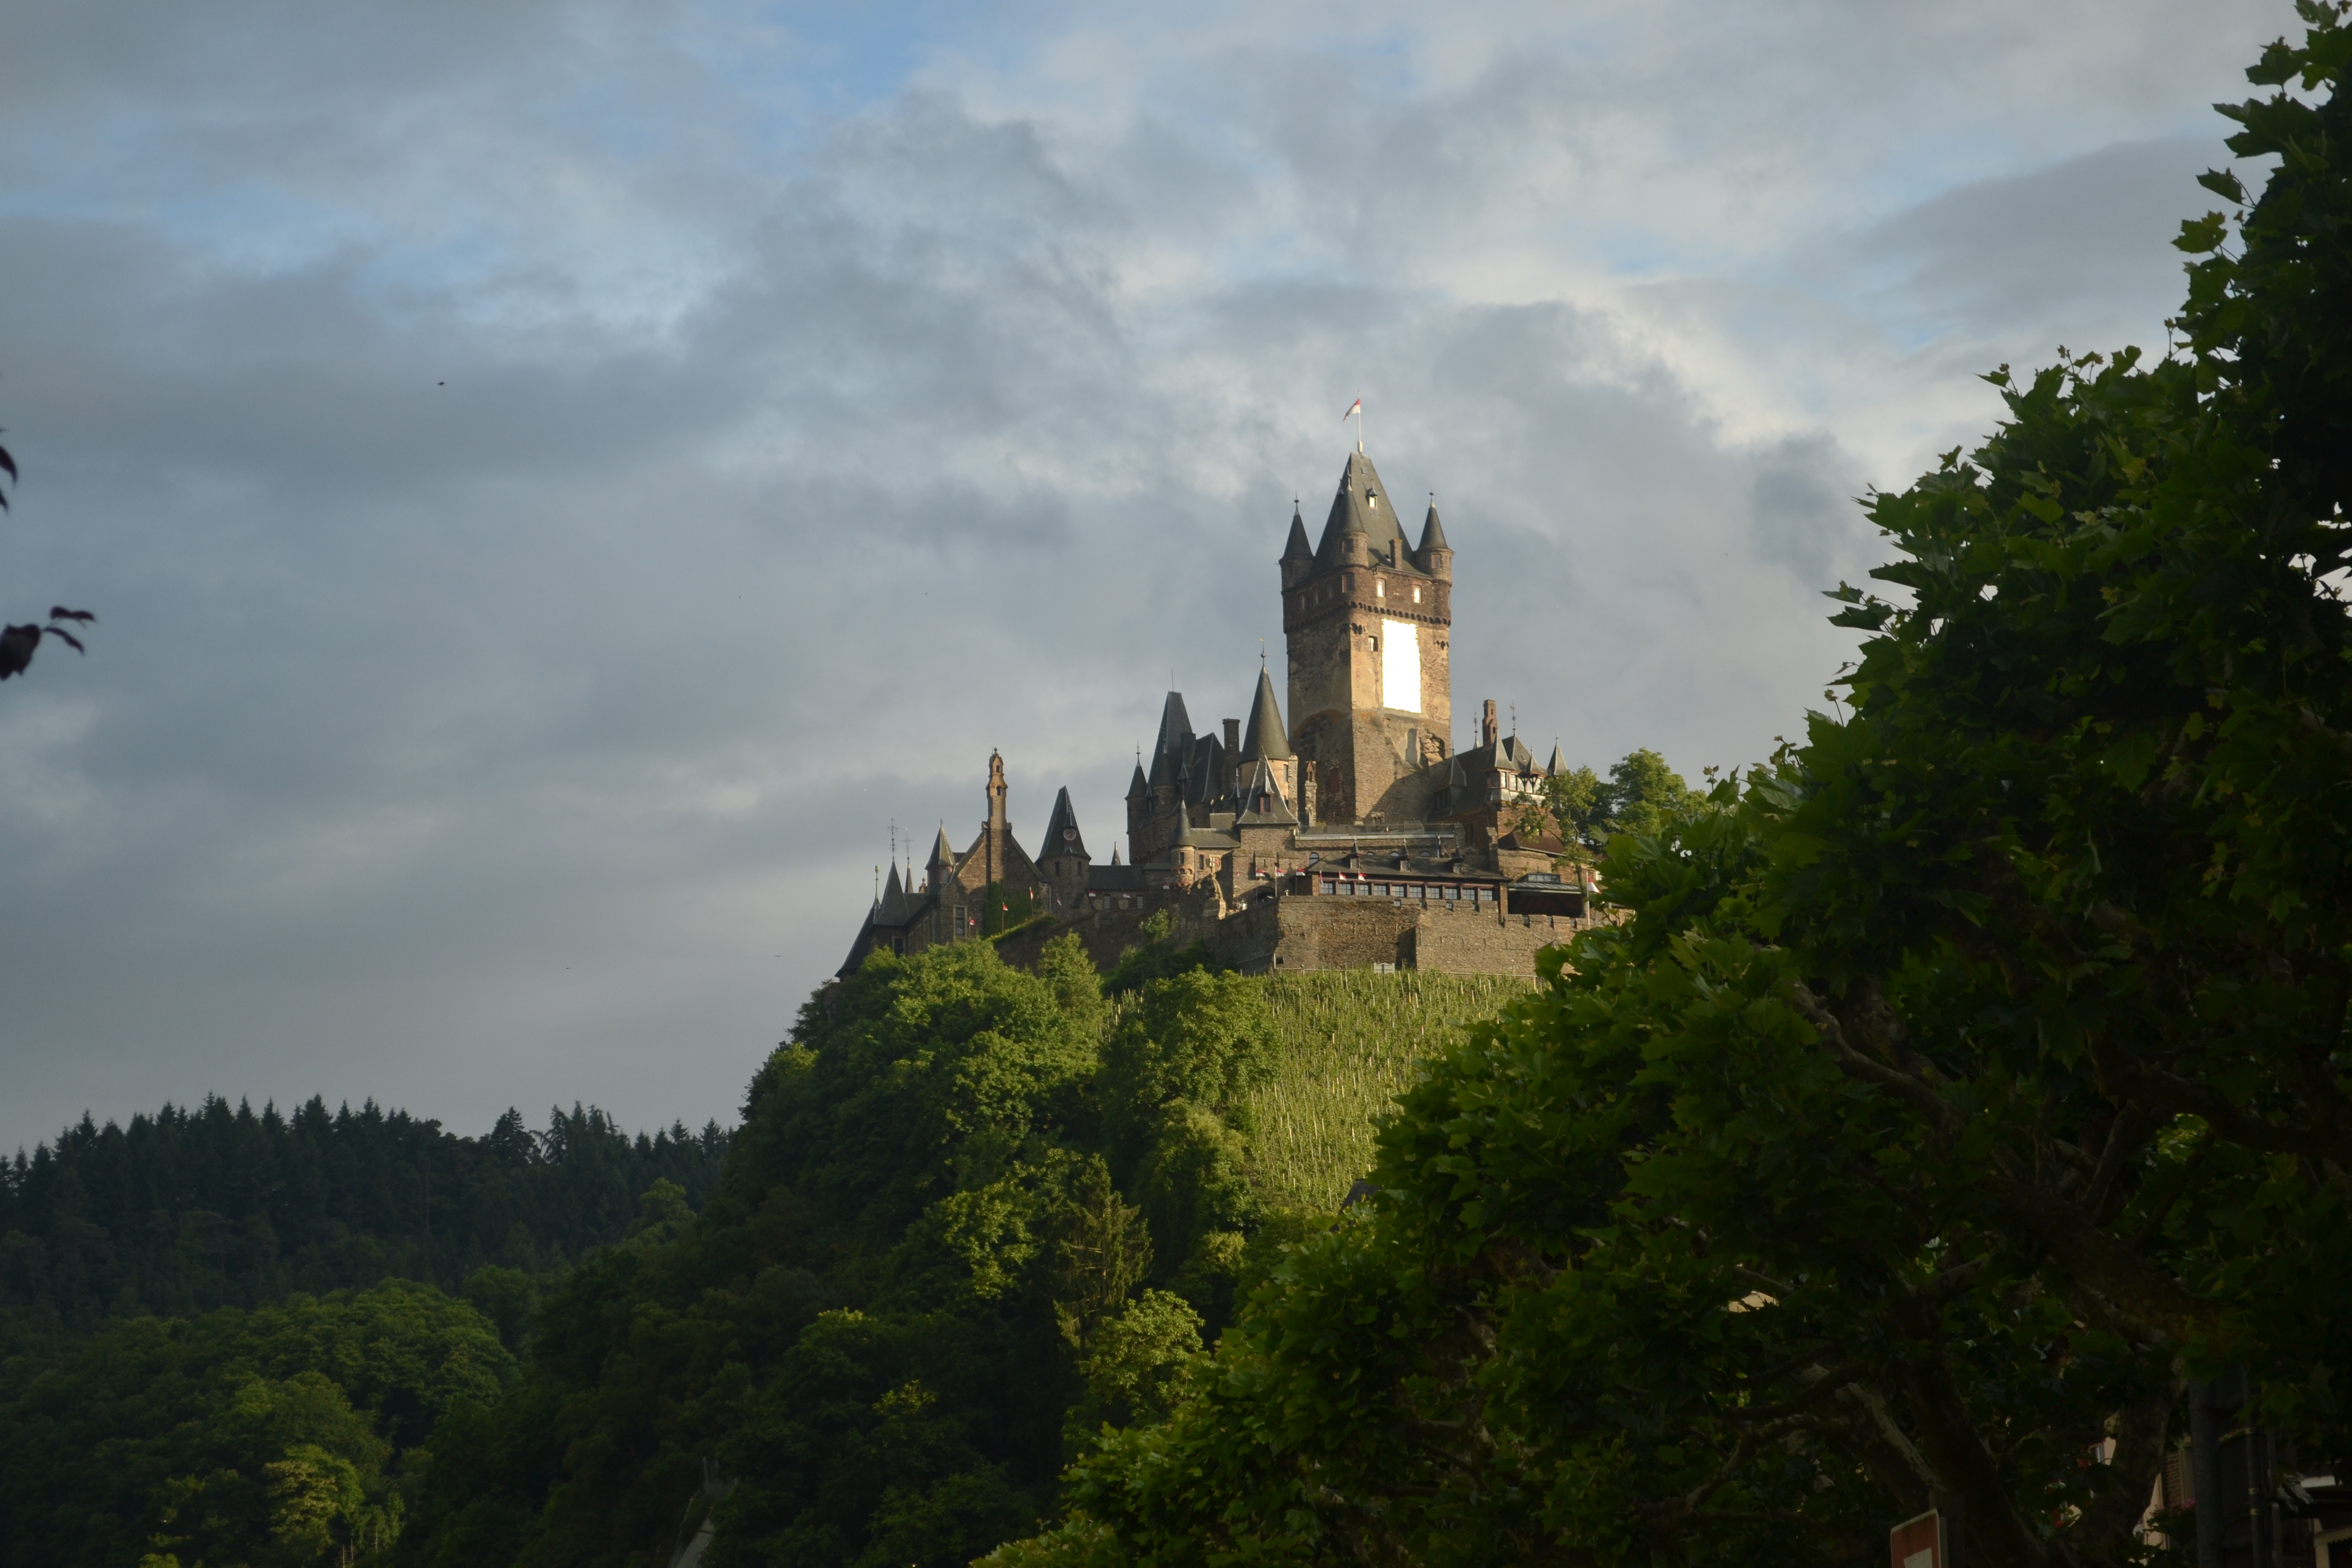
[1312,451,1422,575]
[1041,786,1088,861]
[1235,758,1299,827]
[1240,665,1292,761]
[1147,691,1193,787]
[1418,497,1450,554]
[1281,503,1313,564]
[1454,733,1541,776]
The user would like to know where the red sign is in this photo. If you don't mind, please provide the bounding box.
[1890,1510,1945,1568]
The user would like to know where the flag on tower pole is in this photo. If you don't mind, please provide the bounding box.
[1342,398,1363,452]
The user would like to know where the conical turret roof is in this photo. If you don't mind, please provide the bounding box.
[1147,691,1194,787]
[927,823,955,869]
[1546,742,1565,775]
[1041,786,1088,861]
[878,862,909,924]
[1281,502,1313,563]
[1239,664,1292,761]
[1314,451,1418,570]
[1125,760,1149,800]
[1418,496,1450,554]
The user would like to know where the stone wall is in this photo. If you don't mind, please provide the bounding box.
[988,888,1605,981]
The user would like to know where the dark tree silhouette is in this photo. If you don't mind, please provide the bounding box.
[0,430,95,681]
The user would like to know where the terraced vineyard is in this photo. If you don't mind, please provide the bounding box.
[1239,969,1532,1211]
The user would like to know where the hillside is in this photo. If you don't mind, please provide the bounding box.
[0,948,1536,1568]
[1241,970,1530,1211]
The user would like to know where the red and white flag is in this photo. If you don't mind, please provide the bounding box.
[1341,398,1362,422]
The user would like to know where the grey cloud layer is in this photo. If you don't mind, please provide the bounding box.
[0,0,2287,1150]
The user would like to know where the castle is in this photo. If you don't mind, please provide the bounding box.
[840,449,1603,979]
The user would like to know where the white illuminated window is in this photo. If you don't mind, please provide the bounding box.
[1375,579,1385,598]
[1412,584,1421,603]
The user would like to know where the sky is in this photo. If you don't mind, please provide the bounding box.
[0,0,2292,1153]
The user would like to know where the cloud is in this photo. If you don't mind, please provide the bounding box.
[0,0,2299,1151]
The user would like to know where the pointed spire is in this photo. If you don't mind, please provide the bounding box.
[1315,450,1413,563]
[1546,741,1565,776]
[1042,786,1088,861]
[928,822,954,869]
[1239,663,1292,761]
[1111,843,1122,866]
[1147,691,1194,787]
[1126,753,1149,800]
[1281,499,1313,564]
[879,862,909,923]
[1418,493,1450,554]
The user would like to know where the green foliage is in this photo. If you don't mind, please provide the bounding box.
[999,16,2352,1567]
[0,1280,509,1568]
[1102,910,1223,996]
[1069,1290,1203,1440]
[397,936,1514,1568]
[0,1097,729,1335]
[1516,747,1709,852]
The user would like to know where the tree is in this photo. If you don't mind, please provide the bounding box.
[991,10,2352,1566]
[1513,747,1708,852]
[0,431,94,681]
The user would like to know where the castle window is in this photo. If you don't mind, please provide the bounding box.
[1412,585,1421,603]
[1375,579,1385,599]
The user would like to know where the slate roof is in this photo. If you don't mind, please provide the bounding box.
[1239,665,1292,761]
[1312,451,1425,577]
[878,863,910,925]
[927,823,957,869]
[1147,691,1194,788]
[1041,786,1087,861]
[1281,502,1313,564]
[1171,819,1239,851]
[1235,758,1298,826]
[1418,498,1450,554]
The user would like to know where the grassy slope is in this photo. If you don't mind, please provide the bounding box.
[1238,970,1530,1212]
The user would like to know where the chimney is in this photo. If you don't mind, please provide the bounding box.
[1482,699,1498,748]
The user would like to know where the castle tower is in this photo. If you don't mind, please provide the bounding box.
[1038,786,1090,912]
[983,749,1009,887]
[1281,451,1453,823]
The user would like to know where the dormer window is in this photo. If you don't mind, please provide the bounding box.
[1366,492,1379,508]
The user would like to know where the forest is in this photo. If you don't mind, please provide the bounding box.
[1,1096,730,1333]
